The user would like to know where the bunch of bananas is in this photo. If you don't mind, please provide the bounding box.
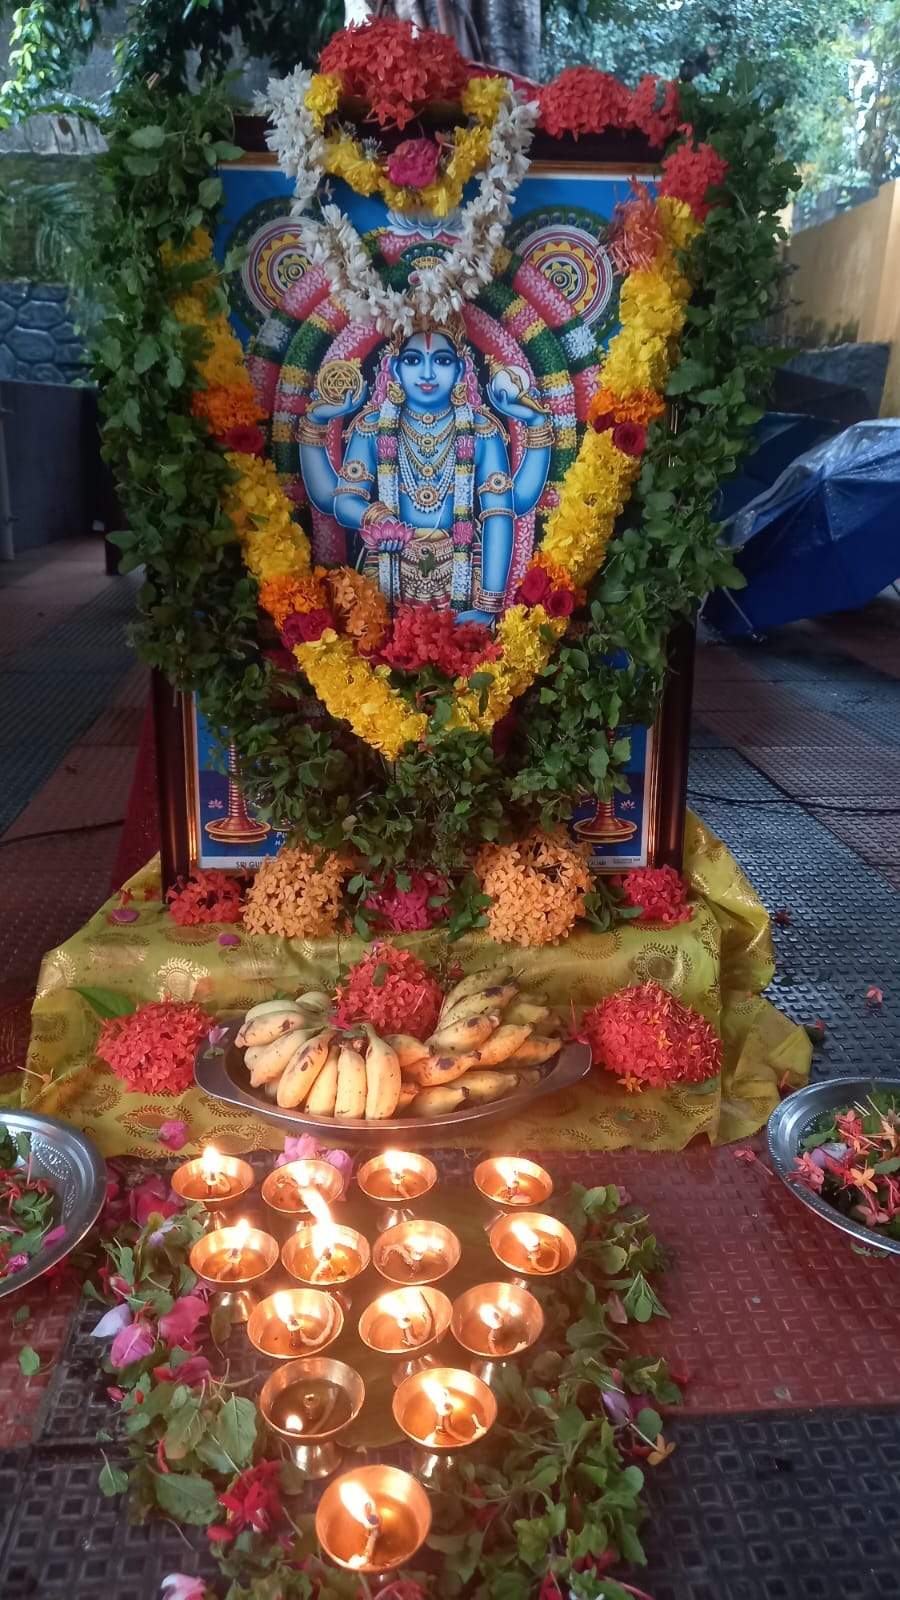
[232,969,564,1122]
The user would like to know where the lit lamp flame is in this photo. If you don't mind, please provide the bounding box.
[421,1378,480,1445]
[495,1159,524,1202]
[509,1219,560,1273]
[479,1300,505,1353]
[201,1145,229,1196]
[303,1192,346,1283]
[284,1412,303,1433]
[384,1150,413,1199]
[409,1233,441,1263]
[274,1290,304,1351]
[382,1290,433,1348]
[339,1479,382,1568]
[222,1216,252,1279]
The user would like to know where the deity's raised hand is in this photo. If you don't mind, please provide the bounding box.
[307,369,369,422]
[487,365,548,423]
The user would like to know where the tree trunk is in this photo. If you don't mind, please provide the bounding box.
[473,0,541,79]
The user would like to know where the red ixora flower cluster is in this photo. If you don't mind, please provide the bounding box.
[377,603,500,679]
[165,869,244,926]
[582,982,721,1091]
[539,69,681,146]
[95,1002,211,1095]
[334,943,445,1039]
[660,139,730,221]
[318,16,471,129]
[363,868,450,933]
[281,608,335,646]
[515,567,577,617]
[616,864,692,925]
[216,422,265,456]
[208,1460,290,1546]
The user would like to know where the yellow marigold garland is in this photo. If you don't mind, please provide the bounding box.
[168,185,701,759]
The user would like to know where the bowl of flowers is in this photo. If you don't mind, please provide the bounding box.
[0,1111,106,1297]
[767,1077,900,1255]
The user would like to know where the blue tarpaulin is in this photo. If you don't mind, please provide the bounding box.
[703,420,900,637]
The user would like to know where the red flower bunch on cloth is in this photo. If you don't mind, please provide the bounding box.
[334,944,444,1038]
[386,137,441,188]
[616,864,692,925]
[95,1002,211,1095]
[166,870,244,926]
[363,869,450,933]
[582,982,721,1091]
[319,17,470,129]
[378,604,500,679]
[660,140,730,221]
[208,1460,290,1546]
[281,608,335,646]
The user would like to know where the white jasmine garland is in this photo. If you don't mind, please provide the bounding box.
[261,70,538,335]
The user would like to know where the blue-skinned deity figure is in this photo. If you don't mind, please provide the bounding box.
[297,318,552,623]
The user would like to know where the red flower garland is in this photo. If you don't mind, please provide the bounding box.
[538,69,681,146]
[96,1002,212,1095]
[582,982,721,1090]
[318,17,471,129]
[616,864,692,925]
[334,944,445,1038]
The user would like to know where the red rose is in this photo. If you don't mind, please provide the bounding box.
[281,608,335,646]
[545,587,576,618]
[217,423,265,456]
[386,137,441,189]
[516,567,551,605]
[591,411,616,433]
[612,421,647,457]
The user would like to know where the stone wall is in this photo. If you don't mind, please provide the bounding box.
[0,282,88,384]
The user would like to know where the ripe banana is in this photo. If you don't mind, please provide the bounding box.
[514,1068,542,1088]
[501,1037,562,1066]
[295,990,332,1014]
[305,1042,340,1116]
[472,1023,535,1066]
[276,1029,335,1108]
[459,1071,517,1105]
[363,1026,401,1120]
[397,1081,418,1110]
[409,1085,467,1116]
[248,1027,319,1087]
[439,966,513,1017]
[236,1008,307,1050]
[385,1033,431,1068]
[502,1000,551,1026]
[244,997,302,1023]
[426,1014,498,1054]
[404,1048,483,1087]
[334,1040,367,1119]
[439,983,519,1029]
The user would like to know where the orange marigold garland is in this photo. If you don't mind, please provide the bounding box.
[95,1002,212,1095]
[242,846,351,939]
[474,828,593,947]
[582,982,721,1091]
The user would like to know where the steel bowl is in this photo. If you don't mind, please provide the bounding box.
[767,1076,900,1258]
[0,1111,107,1298]
[195,1019,591,1146]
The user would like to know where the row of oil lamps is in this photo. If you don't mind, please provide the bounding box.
[171,1146,577,1583]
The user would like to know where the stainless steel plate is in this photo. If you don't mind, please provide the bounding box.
[195,1020,592,1146]
[767,1076,900,1258]
[0,1111,107,1298]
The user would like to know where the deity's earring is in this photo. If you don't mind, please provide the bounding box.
[387,380,405,405]
[451,381,467,406]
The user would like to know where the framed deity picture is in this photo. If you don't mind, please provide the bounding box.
[150,132,693,890]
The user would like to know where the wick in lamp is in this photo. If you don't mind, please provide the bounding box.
[488,1211,577,1285]
[282,1190,370,1300]
[473,1157,553,1227]
[392,1366,497,1484]
[316,1467,431,1578]
[189,1216,279,1321]
[171,1146,255,1232]
[372,1219,460,1287]
[247,1288,344,1361]
[357,1151,437,1231]
[451,1281,544,1383]
[358,1286,452,1387]
[260,1356,365,1479]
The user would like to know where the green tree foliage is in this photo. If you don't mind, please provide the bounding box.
[857,2,900,184]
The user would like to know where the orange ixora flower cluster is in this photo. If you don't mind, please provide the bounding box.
[190,383,263,436]
[588,387,666,429]
[242,845,352,939]
[474,827,594,947]
[325,566,390,653]
[258,571,329,629]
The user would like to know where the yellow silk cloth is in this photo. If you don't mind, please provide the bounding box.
[6,812,810,1157]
